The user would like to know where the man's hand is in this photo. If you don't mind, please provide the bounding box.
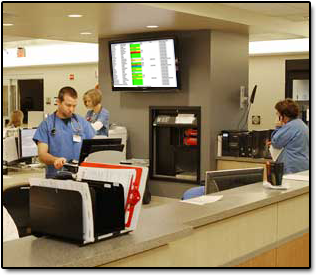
[54,157,67,169]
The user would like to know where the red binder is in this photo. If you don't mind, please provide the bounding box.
[80,162,143,228]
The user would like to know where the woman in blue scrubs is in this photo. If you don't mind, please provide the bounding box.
[182,99,309,200]
[83,89,110,136]
[33,87,95,178]
[271,98,309,174]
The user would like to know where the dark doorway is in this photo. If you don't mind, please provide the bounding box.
[285,59,309,125]
[18,79,44,124]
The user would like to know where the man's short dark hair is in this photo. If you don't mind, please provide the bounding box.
[58,86,78,102]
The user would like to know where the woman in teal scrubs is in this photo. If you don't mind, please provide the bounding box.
[83,89,110,136]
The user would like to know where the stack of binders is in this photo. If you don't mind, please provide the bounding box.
[29,163,148,245]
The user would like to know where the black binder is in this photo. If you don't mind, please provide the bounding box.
[30,180,125,245]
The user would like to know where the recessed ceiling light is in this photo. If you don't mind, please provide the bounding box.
[80,32,92,35]
[146,25,159,28]
[3,23,14,26]
[68,14,83,18]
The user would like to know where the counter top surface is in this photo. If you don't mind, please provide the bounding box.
[3,169,45,191]
[216,156,269,163]
[3,171,309,267]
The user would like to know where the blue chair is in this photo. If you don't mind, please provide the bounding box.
[182,186,205,200]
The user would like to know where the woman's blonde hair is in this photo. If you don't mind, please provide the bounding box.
[8,110,24,127]
[83,89,102,107]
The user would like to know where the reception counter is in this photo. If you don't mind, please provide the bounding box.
[3,171,309,267]
[3,168,45,191]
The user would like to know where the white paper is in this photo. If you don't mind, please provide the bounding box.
[3,206,19,242]
[76,167,134,206]
[283,174,309,182]
[77,164,148,231]
[217,135,222,157]
[263,181,289,190]
[3,136,19,162]
[181,195,223,205]
[269,145,283,161]
[175,114,195,124]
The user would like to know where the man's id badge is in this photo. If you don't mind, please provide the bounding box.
[73,135,82,143]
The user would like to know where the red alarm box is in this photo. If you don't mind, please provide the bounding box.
[183,137,197,146]
[184,129,198,137]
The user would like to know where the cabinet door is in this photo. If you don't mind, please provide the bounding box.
[155,127,175,176]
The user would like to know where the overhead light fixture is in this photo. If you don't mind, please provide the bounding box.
[80,32,92,35]
[146,25,159,29]
[249,38,309,55]
[68,14,83,18]
[3,23,14,26]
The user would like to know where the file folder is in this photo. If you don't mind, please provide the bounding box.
[77,162,148,231]
[29,178,125,245]
[30,186,84,243]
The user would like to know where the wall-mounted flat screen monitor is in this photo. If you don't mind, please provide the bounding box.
[109,37,180,91]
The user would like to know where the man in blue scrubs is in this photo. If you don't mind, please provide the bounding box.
[33,87,95,178]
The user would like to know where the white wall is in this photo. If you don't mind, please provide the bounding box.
[3,53,309,130]
[3,63,98,117]
[248,53,309,130]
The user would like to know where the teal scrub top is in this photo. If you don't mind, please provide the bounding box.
[271,118,309,174]
[85,107,109,136]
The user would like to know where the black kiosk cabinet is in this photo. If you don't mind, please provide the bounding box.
[149,106,201,184]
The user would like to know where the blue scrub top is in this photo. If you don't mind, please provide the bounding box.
[271,118,309,174]
[33,113,95,178]
[86,107,109,136]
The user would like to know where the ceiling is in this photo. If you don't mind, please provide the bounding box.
[3,2,309,48]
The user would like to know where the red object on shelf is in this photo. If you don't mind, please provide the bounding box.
[184,137,197,146]
[185,129,198,137]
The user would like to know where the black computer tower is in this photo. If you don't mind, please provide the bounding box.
[239,132,248,157]
[221,130,248,157]
[221,131,230,156]
[228,132,240,157]
[246,132,253,157]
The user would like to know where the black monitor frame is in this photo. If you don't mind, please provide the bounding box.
[205,168,264,194]
[109,36,180,92]
[79,138,123,165]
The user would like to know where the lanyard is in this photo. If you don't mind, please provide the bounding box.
[88,107,102,123]
[51,111,82,136]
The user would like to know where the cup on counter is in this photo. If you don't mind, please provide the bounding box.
[266,161,284,186]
